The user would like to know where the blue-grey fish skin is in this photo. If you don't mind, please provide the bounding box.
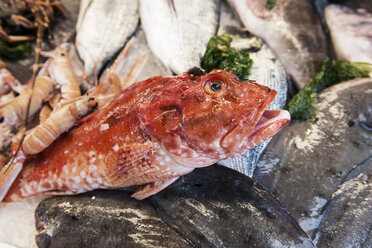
[314,157,372,248]
[216,26,288,176]
[228,0,328,89]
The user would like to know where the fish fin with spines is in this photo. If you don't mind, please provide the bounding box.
[131,177,179,200]
[103,142,156,186]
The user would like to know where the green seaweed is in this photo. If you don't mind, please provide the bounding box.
[285,58,372,120]
[201,34,253,80]
[0,39,31,60]
[266,0,277,10]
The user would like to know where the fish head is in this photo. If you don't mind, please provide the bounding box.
[136,69,290,167]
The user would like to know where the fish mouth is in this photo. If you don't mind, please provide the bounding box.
[244,109,290,149]
[220,90,290,152]
[221,109,290,153]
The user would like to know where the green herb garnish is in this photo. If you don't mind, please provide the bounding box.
[285,58,372,120]
[0,39,32,60]
[266,0,277,10]
[201,34,253,80]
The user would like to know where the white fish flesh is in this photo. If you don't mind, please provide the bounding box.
[140,0,220,74]
[227,0,328,89]
[325,4,372,63]
[76,0,139,76]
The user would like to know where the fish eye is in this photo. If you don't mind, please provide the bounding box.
[203,79,226,97]
[210,82,222,92]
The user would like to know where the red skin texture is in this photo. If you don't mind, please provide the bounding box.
[3,69,288,202]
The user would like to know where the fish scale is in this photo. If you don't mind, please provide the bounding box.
[2,70,290,202]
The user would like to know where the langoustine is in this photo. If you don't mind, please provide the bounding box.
[2,69,290,202]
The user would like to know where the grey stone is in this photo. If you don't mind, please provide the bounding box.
[253,78,372,235]
[150,166,315,248]
[314,156,372,248]
[35,166,315,248]
[35,190,190,248]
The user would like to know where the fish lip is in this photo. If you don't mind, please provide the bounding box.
[220,89,282,152]
[246,109,290,141]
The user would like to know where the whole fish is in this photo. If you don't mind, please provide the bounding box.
[227,0,328,89]
[2,70,290,202]
[75,0,139,76]
[140,0,220,74]
[325,4,372,63]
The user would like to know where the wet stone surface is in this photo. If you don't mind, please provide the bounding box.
[253,78,372,235]
[35,166,315,248]
[314,156,372,248]
[35,190,191,248]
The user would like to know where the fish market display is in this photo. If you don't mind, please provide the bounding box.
[285,58,372,120]
[325,4,372,63]
[140,0,220,74]
[314,157,372,247]
[227,0,328,89]
[35,166,315,247]
[2,70,290,202]
[216,26,288,176]
[105,28,172,87]
[254,78,372,235]
[76,0,139,75]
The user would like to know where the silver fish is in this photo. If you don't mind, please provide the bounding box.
[216,26,288,177]
[227,0,328,89]
[112,28,172,88]
[325,4,372,63]
[140,0,220,74]
[75,0,139,76]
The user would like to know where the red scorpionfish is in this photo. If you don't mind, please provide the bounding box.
[2,69,290,202]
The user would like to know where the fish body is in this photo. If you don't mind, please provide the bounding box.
[325,4,372,63]
[75,0,139,76]
[3,70,290,202]
[228,0,328,89]
[140,0,220,74]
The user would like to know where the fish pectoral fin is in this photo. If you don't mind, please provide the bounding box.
[103,142,157,186]
[131,177,179,200]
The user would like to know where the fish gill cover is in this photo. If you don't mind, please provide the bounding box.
[201,34,253,80]
[285,57,372,120]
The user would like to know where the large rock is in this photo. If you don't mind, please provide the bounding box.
[35,166,315,248]
[253,78,372,234]
[35,190,190,248]
[314,156,372,247]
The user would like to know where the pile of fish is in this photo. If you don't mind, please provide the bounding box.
[0,0,371,247]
